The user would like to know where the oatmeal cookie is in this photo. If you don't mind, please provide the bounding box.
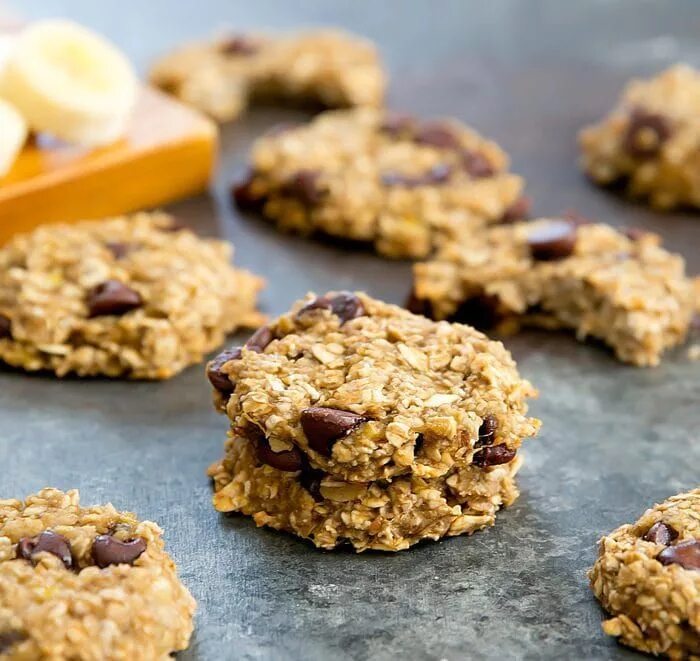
[589,488,700,658]
[207,291,540,484]
[580,64,700,210]
[411,218,694,366]
[0,488,195,660]
[150,29,385,121]
[0,212,265,379]
[233,108,527,259]
[208,429,524,552]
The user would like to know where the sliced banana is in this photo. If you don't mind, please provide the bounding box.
[0,98,27,177]
[0,20,137,146]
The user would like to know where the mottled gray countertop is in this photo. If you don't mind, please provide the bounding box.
[4,1,700,659]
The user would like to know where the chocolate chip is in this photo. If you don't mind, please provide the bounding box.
[527,220,577,261]
[476,415,498,447]
[232,173,263,211]
[623,107,672,159]
[87,280,142,317]
[382,164,453,188]
[657,539,700,570]
[246,326,273,352]
[414,123,461,150]
[501,196,531,223]
[105,242,130,259]
[299,466,325,502]
[472,444,516,467]
[0,314,12,339]
[283,170,324,205]
[405,289,434,318]
[207,348,242,394]
[462,150,495,178]
[414,433,425,456]
[643,522,678,545]
[300,407,368,455]
[256,435,304,472]
[380,113,417,138]
[451,294,501,329]
[0,631,26,653]
[17,530,73,569]
[91,534,147,568]
[220,35,258,56]
[297,292,365,325]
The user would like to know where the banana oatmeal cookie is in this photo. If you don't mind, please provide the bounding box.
[150,29,385,122]
[580,64,700,210]
[410,218,694,366]
[0,212,265,379]
[232,108,527,259]
[589,488,699,658]
[207,291,540,550]
[0,488,195,660]
[208,429,524,552]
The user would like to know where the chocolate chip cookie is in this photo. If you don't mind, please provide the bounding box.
[150,29,385,122]
[0,212,265,378]
[0,488,195,659]
[411,218,695,366]
[233,108,526,258]
[580,64,700,210]
[589,488,699,658]
[207,291,540,551]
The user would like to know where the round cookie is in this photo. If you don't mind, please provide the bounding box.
[579,64,700,210]
[589,488,700,658]
[208,429,523,552]
[0,212,265,379]
[207,291,540,484]
[0,488,195,659]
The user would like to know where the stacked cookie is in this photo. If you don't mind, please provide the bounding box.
[206,291,541,551]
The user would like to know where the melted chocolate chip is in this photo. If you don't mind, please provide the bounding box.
[207,348,242,394]
[472,444,516,467]
[87,280,142,317]
[462,150,495,178]
[527,220,577,261]
[405,289,434,318]
[0,631,26,653]
[92,535,147,568]
[283,170,324,205]
[623,107,672,159]
[476,415,499,447]
[297,292,365,325]
[300,407,368,456]
[105,242,130,259]
[643,522,678,546]
[299,466,325,502]
[380,113,417,138]
[657,539,700,570]
[246,326,273,352]
[451,294,501,329]
[256,434,304,472]
[232,173,264,211]
[17,530,73,569]
[414,123,461,150]
[0,314,12,340]
[220,35,259,56]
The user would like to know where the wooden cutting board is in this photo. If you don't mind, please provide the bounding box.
[0,86,218,244]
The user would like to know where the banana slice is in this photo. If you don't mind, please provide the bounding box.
[0,98,27,177]
[0,20,137,146]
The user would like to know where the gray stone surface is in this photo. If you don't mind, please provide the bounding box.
[4,1,700,659]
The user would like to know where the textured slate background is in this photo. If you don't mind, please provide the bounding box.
[4,1,700,659]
